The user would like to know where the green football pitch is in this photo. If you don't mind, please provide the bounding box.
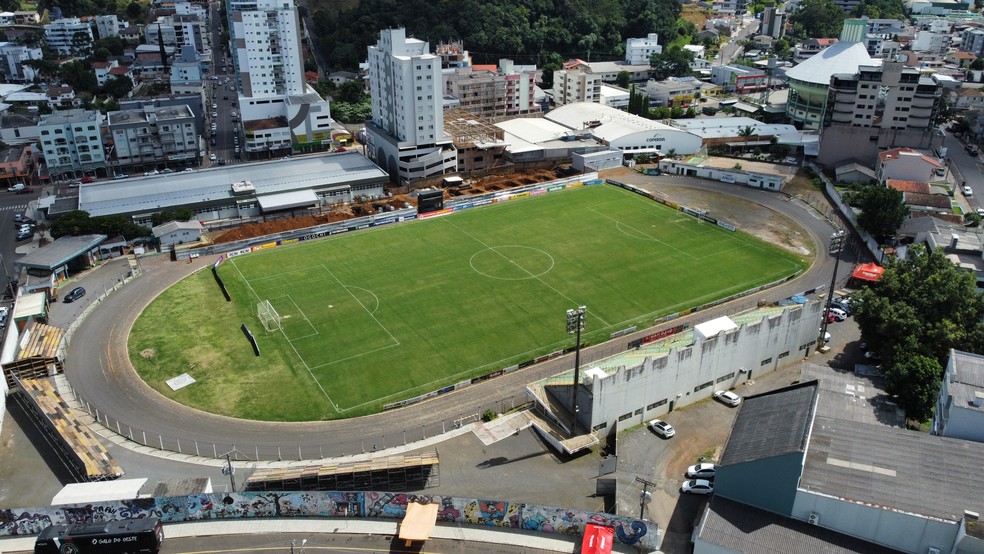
[129,185,809,421]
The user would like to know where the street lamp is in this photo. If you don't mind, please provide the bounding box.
[566,306,586,436]
[817,230,846,351]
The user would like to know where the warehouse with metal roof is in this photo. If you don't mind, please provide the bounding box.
[48,151,388,225]
[544,102,703,156]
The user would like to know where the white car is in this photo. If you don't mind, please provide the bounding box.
[714,390,742,407]
[0,306,9,327]
[964,185,974,196]
[648,419,675,438]
[209,154,217,161]
[686,463,716,479]
[681,479,714,495]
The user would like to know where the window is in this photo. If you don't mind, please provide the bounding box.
[694,380,713,392]
[618,412,633,422]
[761,357,772,366]
[716,372,736,383]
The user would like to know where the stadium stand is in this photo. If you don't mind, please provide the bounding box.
[245,450,440,491]
[12,375,124,482]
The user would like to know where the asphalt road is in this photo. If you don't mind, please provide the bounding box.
[60,172,852,464]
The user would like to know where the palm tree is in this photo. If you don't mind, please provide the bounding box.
[737,125,756,153]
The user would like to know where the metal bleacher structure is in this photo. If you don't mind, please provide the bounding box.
[3,322,124,482]
[11,374,124,482]
[244,450,440,492]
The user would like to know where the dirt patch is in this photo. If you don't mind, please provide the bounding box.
[603,167,815,257]
[209,168,568,245]
[139,348,156,359]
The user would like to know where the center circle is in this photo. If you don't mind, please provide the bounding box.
[469,245,556,280]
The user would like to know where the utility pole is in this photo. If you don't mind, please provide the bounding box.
[636,477,655,520]
[817,230,846,351]
[566,306,586,437]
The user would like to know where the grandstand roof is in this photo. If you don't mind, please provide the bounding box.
[785,41,877,86]
[545,102,684,142]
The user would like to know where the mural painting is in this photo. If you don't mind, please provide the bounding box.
[0,491,655,550]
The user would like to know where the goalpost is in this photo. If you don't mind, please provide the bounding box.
[257,300,282,332]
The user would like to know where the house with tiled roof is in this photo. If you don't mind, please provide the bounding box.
[93,61,118,87]
[954,86,984,110]
[886,178,931,194]
[877,147,943,183]
[946,50,977,67]
[46,86,79,109]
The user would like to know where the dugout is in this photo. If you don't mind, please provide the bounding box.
[417,189,445,214]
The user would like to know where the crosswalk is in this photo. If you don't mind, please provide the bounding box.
[0,205,26,212]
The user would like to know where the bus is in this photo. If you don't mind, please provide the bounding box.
[34,518,163,554]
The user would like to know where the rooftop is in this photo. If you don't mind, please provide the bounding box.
[696,496,904,554]
[720,381,819,466]
[15,234,107,270]
[545,102,697,143]
[786,41,877,86]
[75,152,387,217]
[801,388,984,522]
[944,350,984,413]
[39,109,98,126]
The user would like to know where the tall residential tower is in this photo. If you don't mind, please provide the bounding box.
[365,28,456,183]
[227,0,304,98]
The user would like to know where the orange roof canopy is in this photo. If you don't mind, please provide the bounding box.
[852,262,884,282]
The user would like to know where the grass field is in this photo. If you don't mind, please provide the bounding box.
[129,185,809,421]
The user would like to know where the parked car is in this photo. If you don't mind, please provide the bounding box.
[62,286,86,303]
[15,230,31,241]
[864,351,881,361]
[830,301,850,315]
[648,419,675,439]
[7,183,25,193]
[686,463,716,479]
[714,390,742,407]
[681,479,714,495]
[964,185,974,196]
[0,306,8,327]
[828,307,847,321]
[114,174,128,180]
[209,154,217,161]
[80,176,94,183]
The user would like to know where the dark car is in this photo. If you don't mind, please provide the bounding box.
[15,230,32,241]
[63,286,86,303]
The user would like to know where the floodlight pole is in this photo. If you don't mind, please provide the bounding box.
[817,230,846,352]
[566,306,586,437]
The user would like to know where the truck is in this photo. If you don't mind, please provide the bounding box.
[34,518,164,554]
[7,183,25,193]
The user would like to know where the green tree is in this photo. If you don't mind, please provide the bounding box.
[151,209,196,226]
[92,36,124,56]
[102,75,133,99]
[855,185,907,244]
[972,58,984,71]
[50,210,93,238]
[737,125,756,152]
[885,354,942,421]
[852,245,984,419]
[649,45,694,80]
[59,60,98,93]
[788,0,845,38]
[91,47,111,63]
[615,71,631,88]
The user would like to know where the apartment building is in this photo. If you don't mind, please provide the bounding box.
[552,68,601,106]
[0,42,42,83]
[961,28,984,57]
[146,15,205,53]
[94,14,124,39]
[435,40,471,69]
[825,61,941,130]
[228,0,305,98]
[365,28,456,183]
[38,109,107,178]
[170,45,204,95]
[44,18,94,56]
[625,33,663,65]
[443,59,539,120]
[107,104,198,169]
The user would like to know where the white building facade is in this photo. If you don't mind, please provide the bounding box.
[625,33,663,65]
[43,18,94,56]
[0,42,42,83]
[228,0,305,98]
[552,69,601,106]
[94,14,122,39]
[107,105,199,169]
[365,28,455,183]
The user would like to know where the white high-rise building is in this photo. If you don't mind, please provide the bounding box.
[227,0,304,98]
[44,18,93,56]
[625,34,663,65]
[365,28,456,183]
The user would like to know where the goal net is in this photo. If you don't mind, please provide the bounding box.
[257,300,282,332]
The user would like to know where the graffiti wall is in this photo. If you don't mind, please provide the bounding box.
[0,491,655,549]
